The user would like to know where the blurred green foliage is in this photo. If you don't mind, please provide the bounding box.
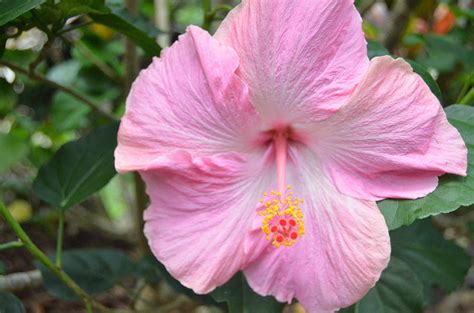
[0,1,473,313]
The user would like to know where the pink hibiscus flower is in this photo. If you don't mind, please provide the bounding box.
[115,0,467,311]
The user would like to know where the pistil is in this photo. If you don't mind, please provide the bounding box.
[258,130,305,248]
[274,131,288,194]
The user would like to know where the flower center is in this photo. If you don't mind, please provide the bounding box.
[258,130,305,248]
[258,186,305,247]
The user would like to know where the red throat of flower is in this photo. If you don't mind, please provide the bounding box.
[258,131,305,248]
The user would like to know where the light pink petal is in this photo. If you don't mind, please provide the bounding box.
[312,56,467,201]
[215,0,369,125]
[142,150,274,294]
[115,26,260,173]
[244,146,390,312]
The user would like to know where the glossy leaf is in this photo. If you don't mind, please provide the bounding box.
[0,292,26,313]
[0,0,45,26]
[367,40,389,59]
[339,257,423,313]
[211,273,285,313]
[33,123,119,209]
[36,249,134,301]
[391,219,470,292]
[378,105,474,230]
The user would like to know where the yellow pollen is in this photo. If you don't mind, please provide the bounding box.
[258,185,305,248]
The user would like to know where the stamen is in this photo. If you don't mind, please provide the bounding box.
[258,185,305,248]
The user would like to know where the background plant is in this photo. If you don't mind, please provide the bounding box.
[0,0,473,312]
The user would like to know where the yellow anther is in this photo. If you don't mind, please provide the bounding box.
[258,189,305,248]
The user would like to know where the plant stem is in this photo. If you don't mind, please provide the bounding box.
[0,241,24,251]
[124,0,149,258]
[55,209,65,267]
[29,38,52,75]
[86,302,93,313]
[125,0,139,90]
[133,173,149,256]
[460,88,474,105]
[0,60,116,121]
[58,20,94,35]
[0,202,108,313]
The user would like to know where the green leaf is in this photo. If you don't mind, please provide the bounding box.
[378,104,474,230]
[51,92,90,132]
[57,0,109,17]
[36,249,134,301]
[0,35,6,58]
[100,175,128,220]
[0,0,46,26]
[211,273,285,313]
[32,123,118,209]
[90,8,161,56]
[417,34,474,73]
[0,292,25,313]
[46,60,82,87]
[0,80,17,114]
[0,132,29,174]
[175,4,204,28]
[451,5,474,20]
[134,255,162,284]
[340,257,423,313]
[367,40,389,59]
[391,219,470,293]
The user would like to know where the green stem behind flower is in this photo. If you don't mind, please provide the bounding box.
[55,209,65,267]
[0,202,108,312]
[460,88,474,105]
[0,241,24,251]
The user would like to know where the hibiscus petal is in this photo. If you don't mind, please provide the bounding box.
[244,147,390,312]
[142,150,275,293]
[313,56,467,201]
[215,0,368,125]
[115,26,260,173]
